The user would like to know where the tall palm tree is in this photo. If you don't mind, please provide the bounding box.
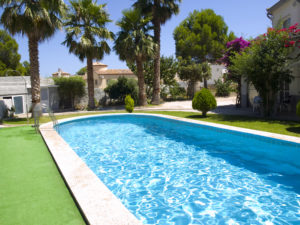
[63,0,113,109]
[114,8,155,106]
[0,0,66,109]
[133,0,181,105]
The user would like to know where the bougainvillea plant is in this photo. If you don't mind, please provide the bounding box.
[283,23,300,62]
[221,37,251,107]
[283,23,300,48]
[222,37,251,66]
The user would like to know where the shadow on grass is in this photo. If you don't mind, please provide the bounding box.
[186,114,299,126]
[4,118,28,122]
[286,126,300,135]
[186,115,206,119]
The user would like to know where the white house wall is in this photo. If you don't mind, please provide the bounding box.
[271,0,300,27]
[198,64,227,88]
[290,66,300,96]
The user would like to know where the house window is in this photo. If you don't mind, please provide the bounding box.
[41,88,48,101]
[279,80,290,102]
[13,96,24,114]
[283,18,291,28]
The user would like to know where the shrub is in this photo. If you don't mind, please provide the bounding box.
[160,86,168,100]
[8,106,15,118]
[297,101,300,118]
[192,88,217,117]
[53,76,85,109]
[74,104,87,111]
[104,77,138,104]
[214,78,231,97]
[169,83,186,99]
[125,95,134,113]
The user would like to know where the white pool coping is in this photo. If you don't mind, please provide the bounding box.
[39,113,300,225]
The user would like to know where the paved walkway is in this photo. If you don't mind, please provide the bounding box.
[136,96,238,112]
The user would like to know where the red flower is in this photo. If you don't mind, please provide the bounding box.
[289,41,296,45]
[288,23,299,32]
[278,28,287,33]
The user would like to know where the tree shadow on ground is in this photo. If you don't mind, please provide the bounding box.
[286,126,300,135]
[4,118,28,122]
[186,114,299,126]
[186,115,206,119]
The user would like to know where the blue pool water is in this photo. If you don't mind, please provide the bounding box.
[59,114,300,224]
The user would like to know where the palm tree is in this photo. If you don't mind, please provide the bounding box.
[114,8,155,106]
[0,0,66,109]
[63,0,113,109]
[133,0,181,105]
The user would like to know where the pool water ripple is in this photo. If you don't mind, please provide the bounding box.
[59,115,300,225]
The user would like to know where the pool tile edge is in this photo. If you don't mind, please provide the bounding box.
[40,122,142,225]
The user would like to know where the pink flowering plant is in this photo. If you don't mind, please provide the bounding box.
[229,24,298,117]
[221,37,251,106]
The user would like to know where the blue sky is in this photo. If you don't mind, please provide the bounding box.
[6,0,278,77]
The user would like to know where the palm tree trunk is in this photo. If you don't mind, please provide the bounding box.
[87,57,95,109]
[187,80,197,99]
[151,14,161,105]
[28,36,41,111]
[136,58,147,106]
[28,36,41,107]
[236,79,241,108]
[204,78,208,88]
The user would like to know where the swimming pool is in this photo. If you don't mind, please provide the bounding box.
[58,114,300,224]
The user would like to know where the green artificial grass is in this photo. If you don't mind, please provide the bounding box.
[3,111,123,125]
[0,126,85,225]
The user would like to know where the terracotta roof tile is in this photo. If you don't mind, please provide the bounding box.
[97,69,135,75]
[93,62,108,66]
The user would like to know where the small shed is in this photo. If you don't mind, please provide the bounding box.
[0,76,59,118]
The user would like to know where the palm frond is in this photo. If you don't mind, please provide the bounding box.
[62,0,113,60]
[114,8,155,64]
[0,0,66,40]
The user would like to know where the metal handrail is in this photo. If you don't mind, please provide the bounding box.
[47,107,59,132]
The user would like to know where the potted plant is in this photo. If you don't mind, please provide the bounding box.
[8,106,15,118]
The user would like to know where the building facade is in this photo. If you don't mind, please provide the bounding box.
[52,68,71,78]
[83,62,136,89]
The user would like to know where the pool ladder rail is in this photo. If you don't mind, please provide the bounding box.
[33,104,59,133]
[47,108,59,132]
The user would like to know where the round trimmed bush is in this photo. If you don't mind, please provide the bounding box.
[192,88,217,117]
[297,101,300,118]
[125,95,134,113]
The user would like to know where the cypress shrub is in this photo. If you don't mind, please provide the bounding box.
[192,88,217,117]
[125,95,134,113]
